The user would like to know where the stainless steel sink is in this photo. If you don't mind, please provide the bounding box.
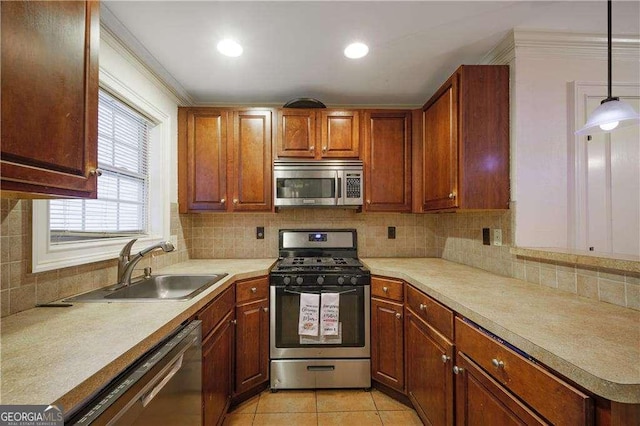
[64,274,228,302]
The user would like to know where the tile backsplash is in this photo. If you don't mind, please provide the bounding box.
[1,202,637,317]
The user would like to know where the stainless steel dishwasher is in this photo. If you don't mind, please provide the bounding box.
[67,321,202,425]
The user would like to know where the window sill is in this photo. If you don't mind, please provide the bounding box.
[510,247,640,274]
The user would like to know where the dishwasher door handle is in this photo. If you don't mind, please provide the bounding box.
[141,354,184,407]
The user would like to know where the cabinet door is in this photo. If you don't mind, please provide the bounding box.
[363,111,412,212]
[235,299,269,395]
[182,109,228,212]
[406,308,454,425]
[455,352,546,426]
[203,311,234,426]
[371,298,404,392]
[1,1,99,198]
[230,110,273,211]
[319,110,360,158]
[423,74,459,211]
[276,109,316,158]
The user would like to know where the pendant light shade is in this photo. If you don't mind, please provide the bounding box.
[576,0,640,136]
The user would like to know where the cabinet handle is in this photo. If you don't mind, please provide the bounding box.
[395,312,402,319]
[441,355,451,364]
[382,286,389,293]
[449,193,455,199]
[221,198,226,204]
[491,358,505,369]
[309,146,315,152]
[231,319,237,325]
[419,303,427,311]
[233,199,238,204]
[453,366,464,375]
[89,168,103,177]
[251,287,257,293]
[263,307,269,312]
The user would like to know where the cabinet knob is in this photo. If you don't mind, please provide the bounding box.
[366,200,371,205]
[453,366,464,375]
[263,307,269,312]
[395,312,402,320]
[221,198,226,204]
[89,168,103,177]
[382,286,389,293]
[233,199,238,204]
[231,319,237,325]
[491,358,505,369]
[449,193,455,199]
[309,146,315,152]
[419,303,427,311]
[441,355,451,364]
[251,287,257,293]
[322,146,327,152]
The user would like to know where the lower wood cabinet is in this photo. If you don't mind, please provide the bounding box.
[371,297,405,391]
[454,352,546,425]
[203,310,235,426]
[405,306,455,425]
[234,278,270,396]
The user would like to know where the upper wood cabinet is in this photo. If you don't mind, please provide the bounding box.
[178,107,273,213]
[420,65,510,211]
[1,1,100,198]
[276,109,360,159]
[363,111,412,212]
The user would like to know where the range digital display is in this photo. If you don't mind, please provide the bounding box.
[308,233,327,242]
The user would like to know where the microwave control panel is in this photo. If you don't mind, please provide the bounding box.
[346,173,362,199]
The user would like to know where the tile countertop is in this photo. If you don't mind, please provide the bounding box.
[362,258,640,404]
[0,259,276,414]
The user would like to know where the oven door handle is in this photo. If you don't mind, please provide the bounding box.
[283,288,358,295]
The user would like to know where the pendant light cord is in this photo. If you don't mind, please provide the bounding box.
[607,0,613,100]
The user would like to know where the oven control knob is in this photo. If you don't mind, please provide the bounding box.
[296,276,304,285]
[316,276,325,285]
[337,276,345,285]
[283,276,291,285]
[350,276,358,285]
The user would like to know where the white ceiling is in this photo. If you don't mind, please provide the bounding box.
[102,1,640,107]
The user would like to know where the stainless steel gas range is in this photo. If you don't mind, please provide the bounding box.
[269,229,371,390]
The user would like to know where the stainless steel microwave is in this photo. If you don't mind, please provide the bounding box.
[273,159,364,208]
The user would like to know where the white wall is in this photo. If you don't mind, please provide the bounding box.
[99,30,180,203]
[509,32,640,249]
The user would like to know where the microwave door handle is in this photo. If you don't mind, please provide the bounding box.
[335,171,340,206]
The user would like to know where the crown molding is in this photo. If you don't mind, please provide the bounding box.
[482,30,640,65]
[100,4,194,106]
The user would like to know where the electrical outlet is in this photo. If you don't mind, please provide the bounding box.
[482,228,490,245]
[256,226,265,239]
[169,235,178,250]
[493,229,503,246]
[388,226,396,239]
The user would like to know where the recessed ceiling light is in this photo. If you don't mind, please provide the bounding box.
[217,39,243,57]
[344,42,369,59]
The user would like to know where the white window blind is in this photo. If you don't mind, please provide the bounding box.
[50,89,150,243]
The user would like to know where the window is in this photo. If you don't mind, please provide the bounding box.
[33,68,172,273]
[50,90,151,243]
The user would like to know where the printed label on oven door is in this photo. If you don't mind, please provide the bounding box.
[300,323,342,345]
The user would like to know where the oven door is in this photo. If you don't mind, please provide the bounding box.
[273,170,339,207]
[270,285,370,359]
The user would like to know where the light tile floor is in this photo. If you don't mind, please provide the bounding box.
[223,389,424,425]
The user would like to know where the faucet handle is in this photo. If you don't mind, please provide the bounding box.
[119,239,138,259]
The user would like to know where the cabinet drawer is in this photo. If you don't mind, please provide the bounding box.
[371,276,404,302]
[406,285,453,341]
[455,317,593,426]
[236,276,269,304]
[197,285,235,339]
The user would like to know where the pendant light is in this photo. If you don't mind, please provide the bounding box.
[575,0,640,135]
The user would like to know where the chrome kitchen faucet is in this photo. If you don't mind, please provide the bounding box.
[117,239,175,287]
